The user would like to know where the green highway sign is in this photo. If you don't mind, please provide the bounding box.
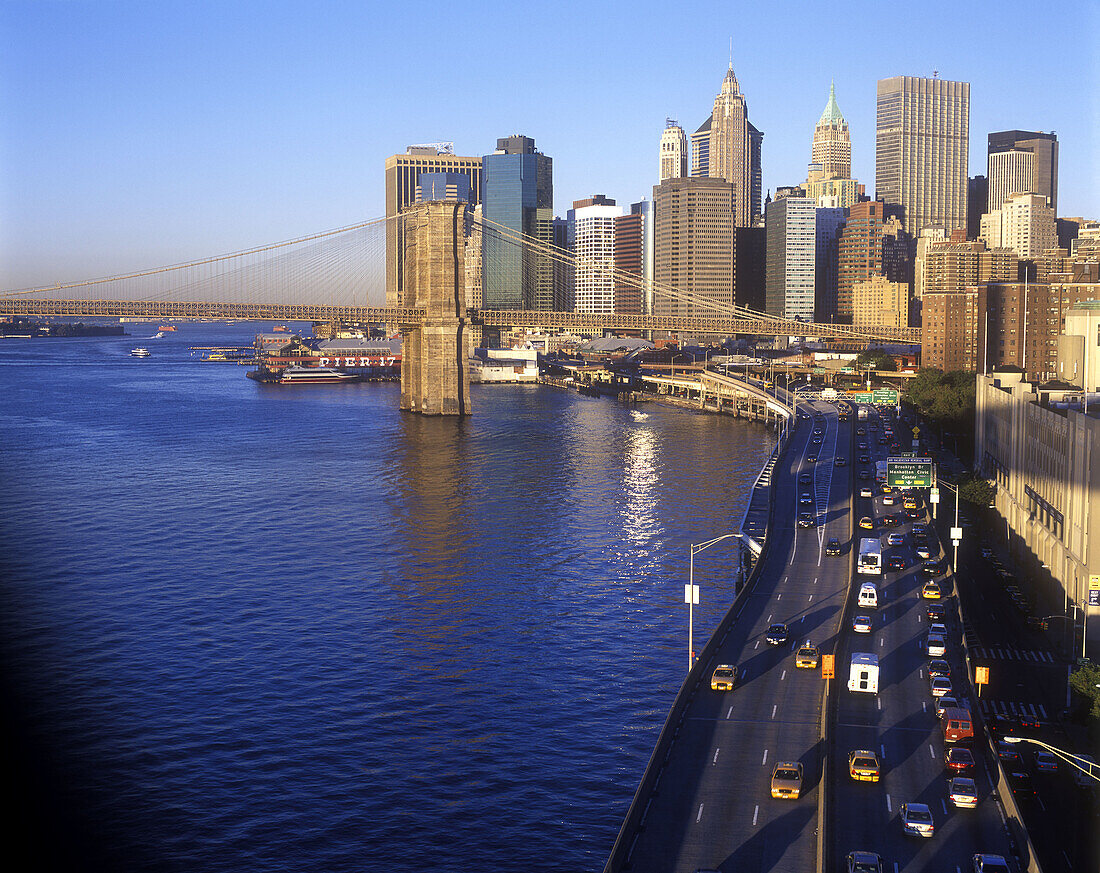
[849,391,872,402]
[872,389,899,405]
[887,456,933,488]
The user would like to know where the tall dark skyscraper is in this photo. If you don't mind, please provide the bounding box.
[481,135,556,311]
[987,130,1059,215]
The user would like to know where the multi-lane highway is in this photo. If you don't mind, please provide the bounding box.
[623,398,853,872]
[828,407,1018,872]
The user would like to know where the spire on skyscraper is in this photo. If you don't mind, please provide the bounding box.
[819,80,845,125]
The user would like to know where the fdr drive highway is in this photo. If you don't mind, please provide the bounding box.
[606,394,855,872]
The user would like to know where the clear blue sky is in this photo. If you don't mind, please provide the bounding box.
[2,0,1097,290]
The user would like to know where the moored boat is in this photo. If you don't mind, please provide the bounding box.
[278,366,361,384]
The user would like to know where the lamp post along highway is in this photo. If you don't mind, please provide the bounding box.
[1002,736,1099,783]
[934,469,962,572]
[688,533,741,672]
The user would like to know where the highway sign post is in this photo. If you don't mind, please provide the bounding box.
[872,388,898,405]
[1089,575,1100,608]
[887,456,933,488]
[821,654,835,679]
[975,665,990,697]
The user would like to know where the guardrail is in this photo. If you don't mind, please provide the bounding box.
[603,389,798,873]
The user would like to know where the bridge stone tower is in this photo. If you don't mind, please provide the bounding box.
[399,200,472,415]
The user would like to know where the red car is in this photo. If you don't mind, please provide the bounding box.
[945,747,975,771]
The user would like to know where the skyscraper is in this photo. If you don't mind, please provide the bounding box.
[875,76,970,240]
[385,144,482,307]
[987,130,1058,214]
[481,135,555,311]
[653,177,736,326]
[765,194,817,320]
[708,63,753,227]
[691,117,711,177]
[659,119,689,182]
[980,192,1058,259]
[805,83,864,209]
[572,198,622,315]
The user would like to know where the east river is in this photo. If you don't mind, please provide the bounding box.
[0,323,775,872]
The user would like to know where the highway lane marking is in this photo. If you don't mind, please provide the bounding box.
[877,697,881,710]
[922,701,927,713]
[697,803,704,822]
[942,799,949,815]
[780,670,786,681]
[762,749,769,765]
[880,744,886,758]
[880,638,884,647]
[886,793,892,813]
[813,576,818,585]
[771,705,777,719]
[713,748,720,764]
[837,721,926,732]
[767,613,773,622]
[777,593,782,601]
[726,706,734,719]
[753,804,759,826]
[928,744,935,759]
[754,640,760,650]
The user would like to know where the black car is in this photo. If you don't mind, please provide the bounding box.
[886,555,907,571]
[989,714,1018,737]
[797,512,815,528]
[927,659,951,678]
[858,470,871,481]
[882,513,900,527]
[806,454,817,463]
[835,457,847,467]
[764,623,790,645]
[922,559,946,575]
[799,472,812,484]
[826,538,842,556]
[905,506,923,519]
[911,523,930,536]
[859,455,870,464]
[925,602,947,621]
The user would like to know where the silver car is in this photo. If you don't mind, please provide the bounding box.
[901,802,935,837]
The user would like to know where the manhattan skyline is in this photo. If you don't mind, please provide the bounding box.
[2,0,1097,290]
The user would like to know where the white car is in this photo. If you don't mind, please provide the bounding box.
[859,486,873,498]
[901,802,935,837]
[886,532,904,547]
[927,633,946,657]
[916,544,933,560]
[929,622,948,636]
[882,494,896,506]
[853,615,873,634]
[930,676,953,697]
[949,776,979,809]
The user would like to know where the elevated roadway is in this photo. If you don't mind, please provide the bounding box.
[608,392,855,871]
[828,407,1021,872]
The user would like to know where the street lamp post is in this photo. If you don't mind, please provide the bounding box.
[932,472,962,572]
[687,533,742,672]
[1002,736,1099,783]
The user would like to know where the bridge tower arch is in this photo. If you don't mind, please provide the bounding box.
[399,200,472,415]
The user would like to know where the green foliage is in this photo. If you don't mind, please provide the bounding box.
[905,368,976,431]
[957,476,996,508]
[855,349,897,372]
[1069,662,1100,721]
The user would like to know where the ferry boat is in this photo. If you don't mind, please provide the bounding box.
[272,325,289,332]
[130,347,152,357]
[278,366,361,384]
[158,325,177,332]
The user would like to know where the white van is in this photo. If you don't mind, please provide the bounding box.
[857,582,878,609]
[848,653,879,693]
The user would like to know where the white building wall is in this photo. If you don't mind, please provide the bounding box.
[783,198,817,320]
[573,203,623,314]
[988,149,1035,213]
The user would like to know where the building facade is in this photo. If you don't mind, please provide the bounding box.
[981,192,1058,259]
[922,290,980,371]
[765,195,817,320]
[385,145,483,307]
[652,177,736,326]
[853,275,908,330]
[481,135,556,312]
[975,371,1100,656]
[613,212,644,317]
[659,119,689,182]
[988,130,1059,215]
[875,76,970,240]
[572,202,623,314]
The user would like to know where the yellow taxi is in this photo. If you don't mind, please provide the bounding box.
[881,483,893,494]
[848,749,882,782]
[859,516,874,530]
[770,761,804,799]
[903,495,919,510]
[795,641,820,669]
[710,664,738,691]
[922,581,942,600]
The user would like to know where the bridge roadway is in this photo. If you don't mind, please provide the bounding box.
[621,398,854,872]
[0,298,922,343]
[828,407,1018,871]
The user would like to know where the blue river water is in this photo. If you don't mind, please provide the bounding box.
[0,323,774,872]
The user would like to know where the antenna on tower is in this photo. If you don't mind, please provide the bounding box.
[729,37,733,68]
[933,69,939,78]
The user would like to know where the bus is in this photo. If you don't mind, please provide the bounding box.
[875,461,888,486]
[858,537,882,575]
